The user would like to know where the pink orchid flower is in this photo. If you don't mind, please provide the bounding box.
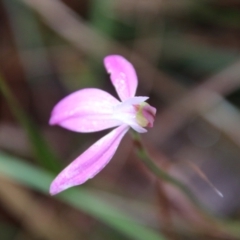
[49,55,156,195]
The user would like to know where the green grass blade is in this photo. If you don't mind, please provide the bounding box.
[0,74,60,172]
[0,151,166,240]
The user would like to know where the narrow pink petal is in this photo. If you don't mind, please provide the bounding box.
[50,125,129,195]
[130,124,147,133]
[49,88,122,132]
[120,96,149,107]
[104,55,138,101]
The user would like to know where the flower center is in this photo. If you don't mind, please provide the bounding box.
[134,102,156,128]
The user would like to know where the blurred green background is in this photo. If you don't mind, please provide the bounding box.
[1,0,240,239]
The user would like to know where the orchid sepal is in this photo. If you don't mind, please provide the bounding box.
[50,125,129,195]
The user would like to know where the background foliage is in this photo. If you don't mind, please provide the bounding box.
[1,0,240,239]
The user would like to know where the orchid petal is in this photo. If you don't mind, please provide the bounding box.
[120,96,149,107]
[49,88,122,132]
[104,55,138,101]
[129,124,147,133]
[50,125,129,195]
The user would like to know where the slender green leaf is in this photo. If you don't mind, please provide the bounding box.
[0,74,60,172]
[2,0,61,172]
[0,151,166,240]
